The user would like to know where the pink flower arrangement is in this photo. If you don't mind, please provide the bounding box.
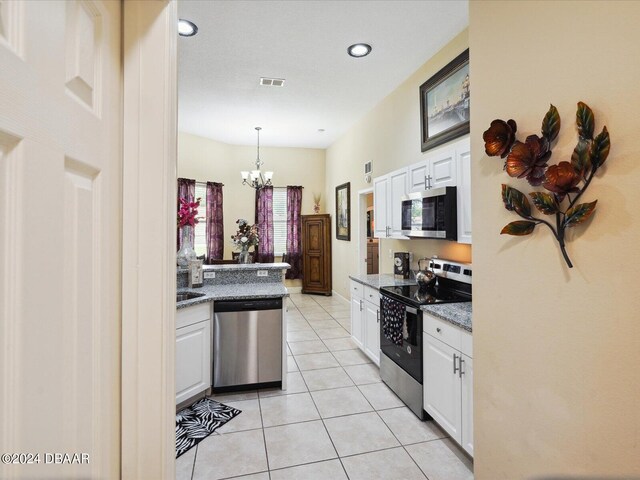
[177,197,202,227]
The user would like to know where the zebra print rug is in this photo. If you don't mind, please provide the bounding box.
[176,397,241,458]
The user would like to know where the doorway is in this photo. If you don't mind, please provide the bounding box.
[357,188,379,276]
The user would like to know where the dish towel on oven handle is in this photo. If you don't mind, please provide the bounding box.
[381,295,405,347]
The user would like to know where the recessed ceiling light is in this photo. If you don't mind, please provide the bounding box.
[347,43,372,58]
[178,19,198,37]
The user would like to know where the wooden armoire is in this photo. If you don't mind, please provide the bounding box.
[301,214,332,295]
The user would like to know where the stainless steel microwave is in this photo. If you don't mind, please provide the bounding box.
[400,187,457,240]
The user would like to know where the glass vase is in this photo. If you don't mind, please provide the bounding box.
[238,244,251,264]
[177,225,197,267]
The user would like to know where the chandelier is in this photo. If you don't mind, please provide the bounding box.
[241,127,273,189]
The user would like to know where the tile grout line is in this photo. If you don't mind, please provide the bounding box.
[300,296,352,480]
[318,292,429,478]
[256,385,272,478]
[189,444,198,480]
[296,334,351,480]
[372,402,431,479]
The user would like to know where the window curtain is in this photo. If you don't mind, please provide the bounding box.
[255,186,274,263]
[285,186,303,279]
[206,182,224,262]
[177,177,196,250]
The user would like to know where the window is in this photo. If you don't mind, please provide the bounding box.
[273,187,287,256]
[194,182,207,257]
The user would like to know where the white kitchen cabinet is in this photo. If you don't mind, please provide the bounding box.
[460,353,474,456]
[350,280,364,348]
[351,295,364,349]
[423,312,473,456]
[423,334,462,440]
[363,297,380,365]
[373,176,388,239]
[372,167,408,239]
[407,136,472,244]
[409,143,457,194]
[176,302,212,405]
[350,280,381,366]
[456,138,472,244]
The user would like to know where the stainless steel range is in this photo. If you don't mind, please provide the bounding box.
[379,259,471,419]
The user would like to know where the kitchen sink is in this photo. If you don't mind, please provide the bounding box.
[176,291,206,302]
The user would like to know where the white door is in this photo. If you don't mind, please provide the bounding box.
[350,296,364,348]
[373,175,388,238]
[363,300,380,365]
[460,353,474,456]
[0,1,122,478]
[423,335,462,443]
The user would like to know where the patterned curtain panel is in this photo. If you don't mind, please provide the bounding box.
[285,186,303,279]
[206,182,224,262]
[177,177,196,250]
[255,186,274,263]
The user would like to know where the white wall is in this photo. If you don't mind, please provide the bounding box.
[470,1,640,477]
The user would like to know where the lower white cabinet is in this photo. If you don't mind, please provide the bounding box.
[363,300,380,365]
[460,353,474,456]
[423,313,473,456]
[176,302,212,405]
[350,280,381,366]
[351,294,364,349]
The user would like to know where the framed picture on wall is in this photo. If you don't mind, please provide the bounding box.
[420,48,470,152]
[335,182,351,241]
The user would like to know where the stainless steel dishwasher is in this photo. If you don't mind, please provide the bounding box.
[212,297,282,391]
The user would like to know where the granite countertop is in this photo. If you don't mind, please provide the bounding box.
[422,302,472,332]
[178,262,291,273]
[176,283,289,309]
[349,273,417,289]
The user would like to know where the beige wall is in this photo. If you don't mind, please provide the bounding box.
[325,29,471,298]
[470,1,640,478]
[178,132,326,287]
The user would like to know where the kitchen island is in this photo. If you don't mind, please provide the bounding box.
[176,262,290,407]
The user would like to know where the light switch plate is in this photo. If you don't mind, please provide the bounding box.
[257,270,268,277]
[204,272,215,279]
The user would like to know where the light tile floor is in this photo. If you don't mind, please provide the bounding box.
[178,293,474,480]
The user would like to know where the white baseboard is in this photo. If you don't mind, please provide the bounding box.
[331,290,349,304]
[286,286,302,294]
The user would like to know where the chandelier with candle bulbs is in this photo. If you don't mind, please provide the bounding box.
[241,127,273,190]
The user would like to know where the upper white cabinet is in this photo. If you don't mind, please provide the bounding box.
[379,135,472,244]
[373,176,389,239]
[373,167,408,239]
[456,138,472,244]
[409,144,458,193]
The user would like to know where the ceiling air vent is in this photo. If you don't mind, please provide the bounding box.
[260,77,285,87]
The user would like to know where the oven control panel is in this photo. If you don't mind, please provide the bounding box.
[428,259,472,285]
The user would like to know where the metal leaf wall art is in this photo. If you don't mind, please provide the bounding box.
[483,102,610,268]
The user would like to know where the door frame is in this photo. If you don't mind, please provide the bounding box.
[357,187,374,276]
[121,1,177,479]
